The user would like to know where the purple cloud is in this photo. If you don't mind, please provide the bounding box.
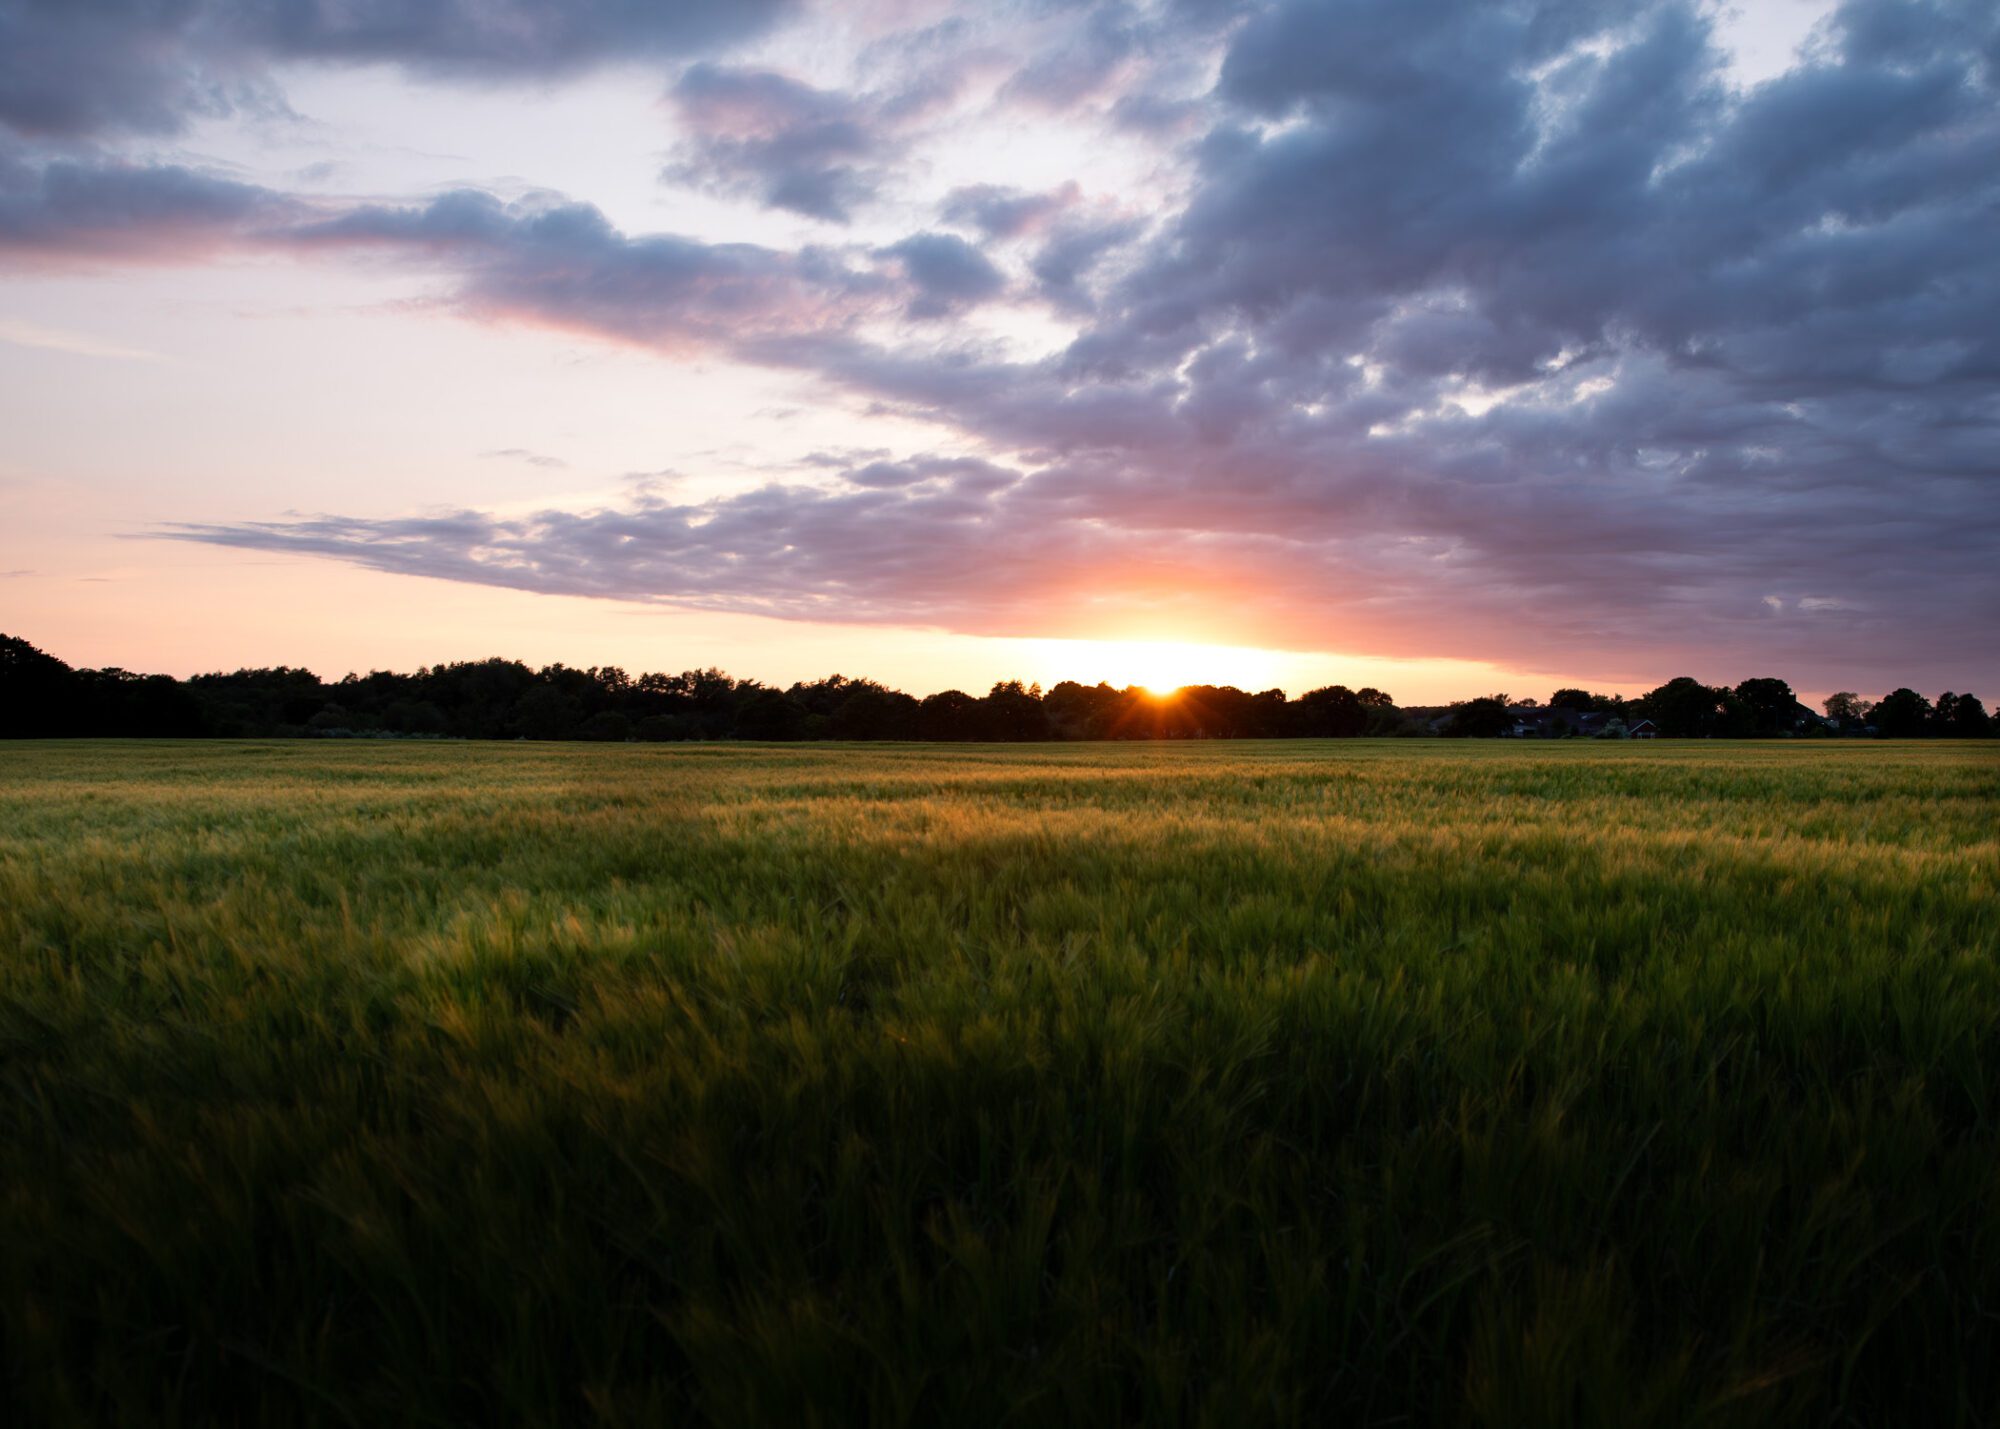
[940,183,1079,240]
[875,232,1007,319]
[665,63,899,223]
[8,0,1993,690]
[0,152,295,261]
[285,189,898,349]
[0,0,799,139]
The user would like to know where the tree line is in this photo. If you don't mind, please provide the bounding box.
[1,634,1990,742]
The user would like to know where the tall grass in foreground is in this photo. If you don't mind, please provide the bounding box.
[2,739,1997,1425]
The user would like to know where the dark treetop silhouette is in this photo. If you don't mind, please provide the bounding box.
[3,635,1987,743]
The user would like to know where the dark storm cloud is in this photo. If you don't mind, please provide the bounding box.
[0,0,798,139]
[73,0,2000,687]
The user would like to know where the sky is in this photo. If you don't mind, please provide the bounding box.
[1,0,1995,704]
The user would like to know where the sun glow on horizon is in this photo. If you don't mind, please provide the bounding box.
[1024,638,1288,696]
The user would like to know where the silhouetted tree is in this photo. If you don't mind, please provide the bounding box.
[425,659,537,739]
[917,689,984,741]
[1441,695,1512,738]
[786,675,857,719]
[512,684,583,740]
[673,668,742,738]
[3,629,1988,746]
[1297,685,1367,737]
[1822,691,1869,730]
[1932,692,1991,738]
[593,665,632,698]
[74,668,208,737]
[829,685,920,740]
[1954,694,1992,738]
[634,714,694,742]
[1639,677,1724,738]
[1732,677,1799,736]
[0,635,82,737]
[577,710,630,741]
[733,689,806,741]
[1208,685,1287,739]
[1256,688,1304,736]
[384,699,449,736]
[1043,681,1122,739]
[1872,688,1932,738]
[188,666,328,735]
[982,681,1050,742]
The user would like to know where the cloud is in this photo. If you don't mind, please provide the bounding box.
[875,232,1006,318]
[0,151,294,261]
[283,188,897,348]
[30,0,1996,689]
[940,182,1079,239]
[664,62,936,223]
[163,467,1289,641]
[0,0,799,139]
[998,3,1142,111]
[0,147,1001,346]
[840,455,1020,492]
[1030,214,1147,313]
[171,377,1999,687]
[481,448,568,470]
[938,184,1142,312]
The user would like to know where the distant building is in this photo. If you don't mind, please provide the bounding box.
[1502,705,1612,738]
[1787,701,1835,734]
[1628,719,1658,739]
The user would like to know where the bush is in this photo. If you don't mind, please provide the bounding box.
[577,711,631,742]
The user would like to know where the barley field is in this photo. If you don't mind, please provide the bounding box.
[2,738,1997,1426]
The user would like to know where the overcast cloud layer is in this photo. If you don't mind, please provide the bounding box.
[5,0,1997,687]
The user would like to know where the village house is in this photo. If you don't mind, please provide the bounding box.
[1503,706,1613,738]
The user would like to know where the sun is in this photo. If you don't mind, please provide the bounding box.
[1124,644,1204,695]
[1030,638,1287,695]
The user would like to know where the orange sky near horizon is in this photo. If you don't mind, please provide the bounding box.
[0,532,1732,707]
[5,0,1977,711]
